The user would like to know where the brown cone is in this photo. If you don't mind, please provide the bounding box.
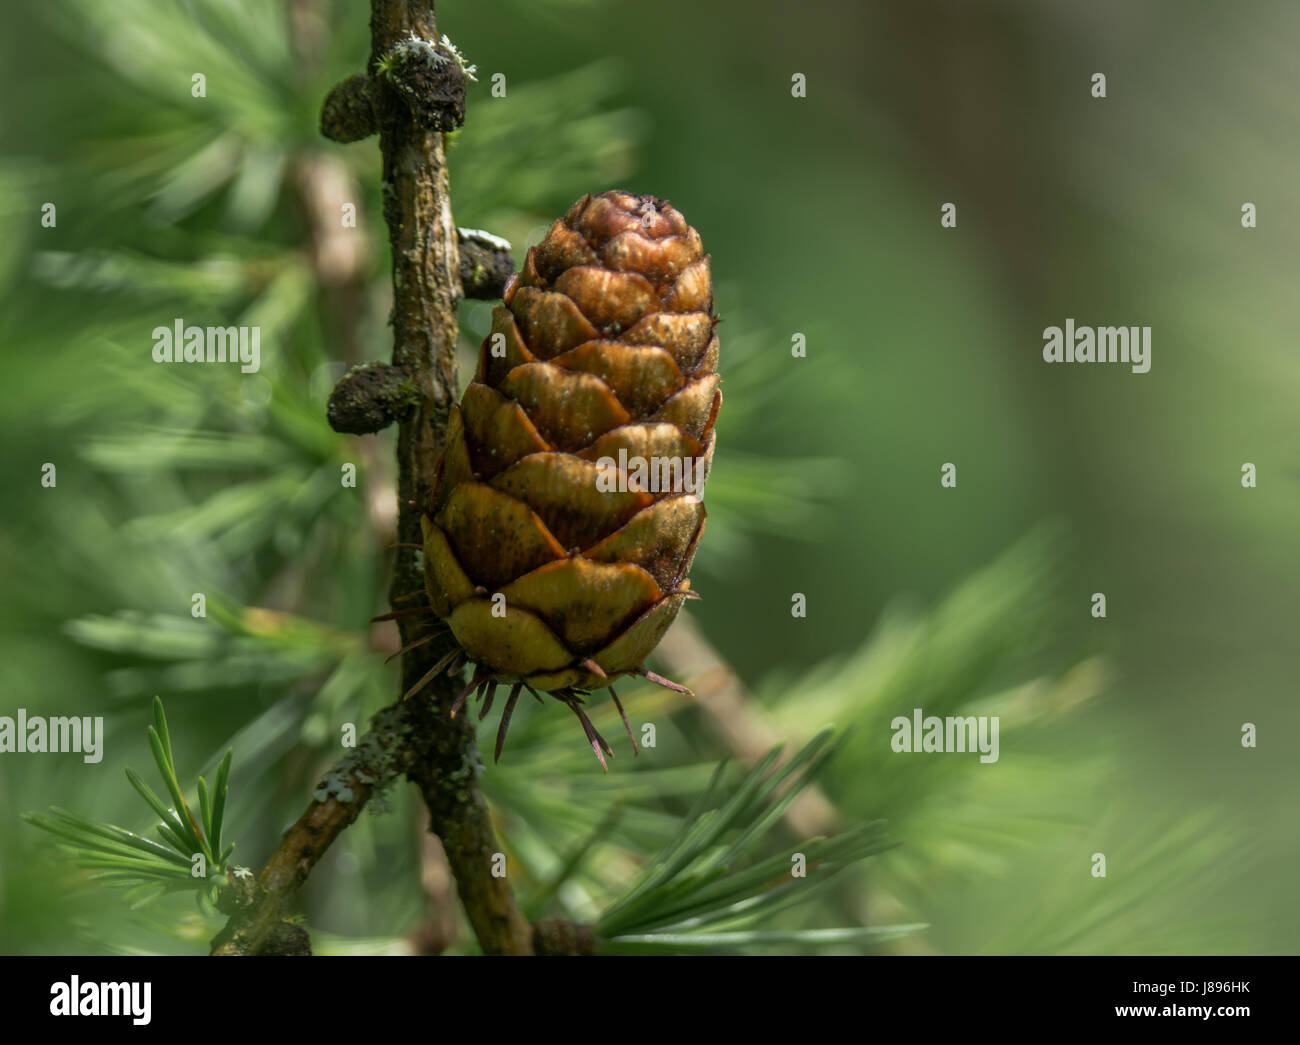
[423,192,719,699]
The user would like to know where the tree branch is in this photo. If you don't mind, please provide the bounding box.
[369,0,534,956]
[211,0,537,956]
[210,699,434,955]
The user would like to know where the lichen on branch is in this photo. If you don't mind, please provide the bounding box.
[374,30,472,132]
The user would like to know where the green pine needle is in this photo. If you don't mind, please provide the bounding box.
[595,731,904,952]
[25,698,237,897]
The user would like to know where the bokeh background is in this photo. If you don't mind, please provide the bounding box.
[1,0,1296,954]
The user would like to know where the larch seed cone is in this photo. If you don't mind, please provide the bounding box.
[419,191,720,764]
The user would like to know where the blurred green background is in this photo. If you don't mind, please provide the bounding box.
[1,0,1296,955]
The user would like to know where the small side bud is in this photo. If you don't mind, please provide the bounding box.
[327,362,417,435]
[321,74,379,143]
[458,228,515,300]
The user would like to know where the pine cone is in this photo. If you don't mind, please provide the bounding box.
[421,191,719,762]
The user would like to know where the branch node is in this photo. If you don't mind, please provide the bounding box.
[321,74,379,143]
[327,362,417,434]
[458,228,515,300]
[263,922,313,956]
[375,33,469,132]
[215,865,262,916]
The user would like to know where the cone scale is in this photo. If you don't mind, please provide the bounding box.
[420,192,719,757]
